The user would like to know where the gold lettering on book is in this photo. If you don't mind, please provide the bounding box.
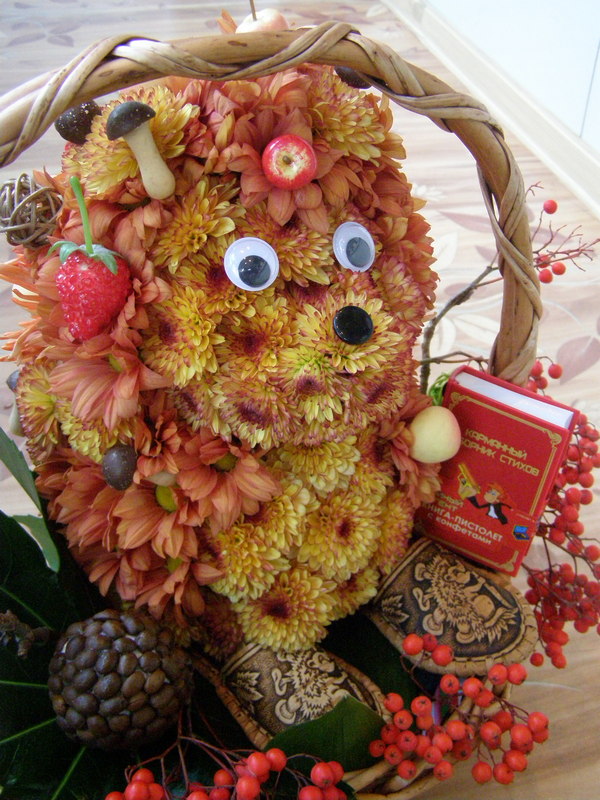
[463,438,495,458]
[499,453,539,476]
[464,429,528,461]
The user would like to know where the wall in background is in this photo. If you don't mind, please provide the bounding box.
[426,0,599,149]
[386,0,600,217]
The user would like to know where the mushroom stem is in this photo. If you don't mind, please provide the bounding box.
[122,121,176,200]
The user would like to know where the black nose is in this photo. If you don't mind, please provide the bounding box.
[333,305,374,344]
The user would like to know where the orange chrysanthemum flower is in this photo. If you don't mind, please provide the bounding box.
[152,178,243,271]
[176,434,282,533]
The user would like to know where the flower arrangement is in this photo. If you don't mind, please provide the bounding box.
[0,9,598,800]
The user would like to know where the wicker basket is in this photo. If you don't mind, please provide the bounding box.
[0,20,541,799]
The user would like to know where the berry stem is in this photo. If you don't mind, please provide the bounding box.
[69,175,95,257]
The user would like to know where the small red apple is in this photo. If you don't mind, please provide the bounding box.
[237,9,289,32]
[261,134,318,190]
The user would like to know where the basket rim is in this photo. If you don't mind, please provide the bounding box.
[0,21,540,383]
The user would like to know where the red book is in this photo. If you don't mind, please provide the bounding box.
[416,366,578,575]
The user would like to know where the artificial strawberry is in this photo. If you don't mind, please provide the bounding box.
[51,176,131,341]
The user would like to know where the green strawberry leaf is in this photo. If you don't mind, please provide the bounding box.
[90,245,119,275]
[268,696,382,771]
[59,241,81,262]
[0,429,42,512]
[49,240,120,275]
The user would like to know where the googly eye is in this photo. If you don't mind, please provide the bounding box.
[333,222,375,272]
[224,237,279,291]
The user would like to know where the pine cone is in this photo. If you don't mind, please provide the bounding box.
[48,609,192,750]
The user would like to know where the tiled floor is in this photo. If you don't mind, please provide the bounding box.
[0,1,599,797]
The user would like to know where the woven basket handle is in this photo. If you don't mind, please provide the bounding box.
[0,22,540,384]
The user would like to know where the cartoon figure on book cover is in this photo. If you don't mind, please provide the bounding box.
[457,462,512,525]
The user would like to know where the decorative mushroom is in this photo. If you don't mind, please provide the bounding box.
[105,101,176,200]
[54,100,101,144]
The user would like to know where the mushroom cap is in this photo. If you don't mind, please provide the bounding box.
[106,101,157,140]
[55,100,101,144]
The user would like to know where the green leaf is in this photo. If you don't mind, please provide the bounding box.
[13,515,60,572]
[59,241,82,262]
[324,614,421,700]
[0,429,41,512]
[427,372,451,405]
[48,239,75,258]
[268,696,382,772]
[0,509,101,638]
[90,245,119,275]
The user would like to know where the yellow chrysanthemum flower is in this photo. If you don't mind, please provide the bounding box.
[209,522,289,603]
[294,290,406,375]
[329,567,379,620]
[271,435,360,497]
[352,429,396,493]
[169,376,230,437]
[342,360,415,433]
[298,482,382,581]
[345,458,396,517]
[152,178,244,270]
[63,84,200,197]
[234,567,337,651]
[245,478,317,553]
[141,284,224,387]
[212,372,299,449]
[276,345,346,426]
[55,403,135,463]
[175,234,257,317]
[214,295,295,380]
[15,359,60,461]
[373,255,430,331]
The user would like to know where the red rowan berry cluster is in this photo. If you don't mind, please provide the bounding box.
[526,358,563,394]
[105,768,165,800]
[368,658,549,787]
[531,195,598,285]
[419,188,598,390]
[399,632,454,669]
[103,747,347,800]
[524,414,600,667]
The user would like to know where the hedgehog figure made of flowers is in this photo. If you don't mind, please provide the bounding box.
[0,11,536,747]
